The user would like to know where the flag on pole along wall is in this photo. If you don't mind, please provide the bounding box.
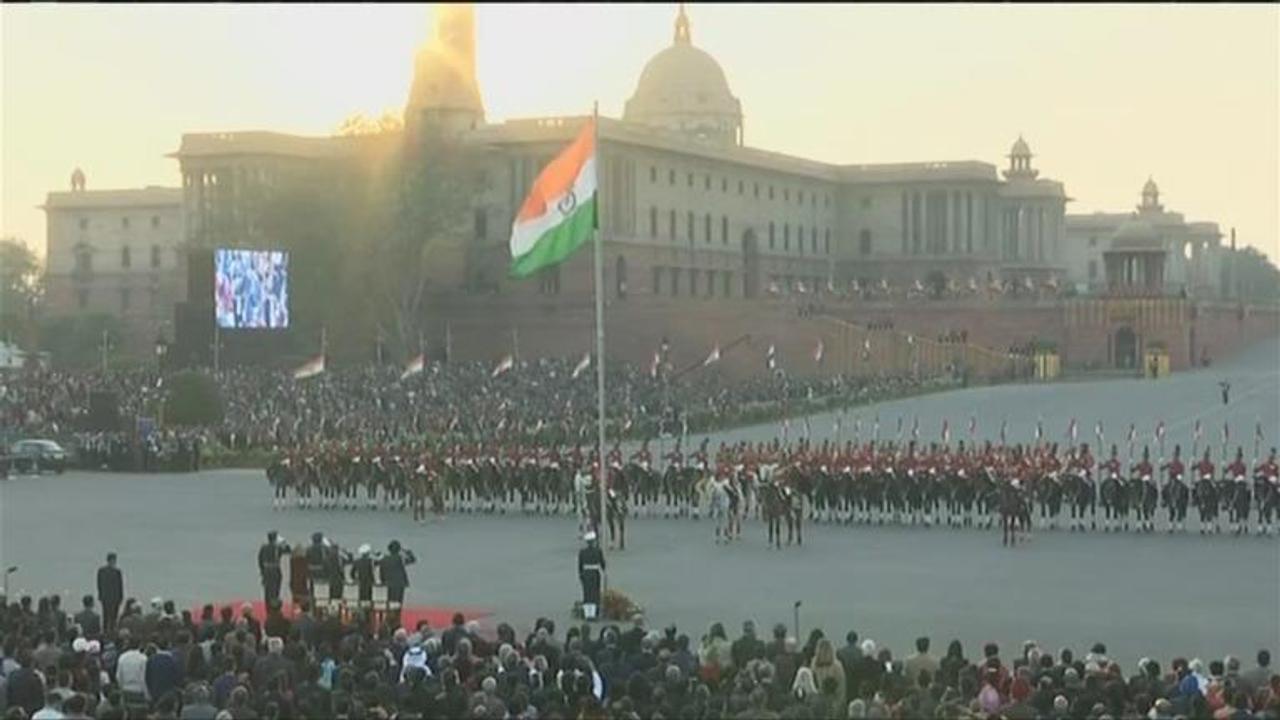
[492,354,514,378]
[862,337,872,360]
[1068,418,1078,444]
[968,415,977,440]
[293,354,325,380]
[1193,419,1203,443]
[1000,420,1008,444]
[896,417,904,440]
[1095,421,1104,445]
[508,118,597,277]
[911,416,920,440]
[1127,423,1137,446]
[813,339,825,365]
[649,352,661,379]
[766,343,777,371]
[400,353,425,382]
[1256,421,1265,442]
[1035,418,1044,442]
[1222,421,1229,446]
[803,416,812,439]
[941,419,950,444]
[703,343,721,367]
[1155,421,1166,444]
[571,352,591,380]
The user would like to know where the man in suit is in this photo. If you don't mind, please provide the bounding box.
[74,595,102,639]
[96,552,123,634]
[258,531,286,605]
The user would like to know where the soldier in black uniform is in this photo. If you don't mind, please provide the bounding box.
[257,531,287,605]
[577,531,605,621]
[379,539,417,630]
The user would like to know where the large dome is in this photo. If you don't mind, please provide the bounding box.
[623,6,743,145]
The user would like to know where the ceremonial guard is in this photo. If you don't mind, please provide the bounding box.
[577,531,605,620]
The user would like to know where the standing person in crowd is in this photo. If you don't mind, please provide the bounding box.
[74,594,101,639]
[257,531,285,606]
[378,540,414,620]
[95,552,123,635]
[351,544,376,605]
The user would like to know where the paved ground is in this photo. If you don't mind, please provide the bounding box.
[1,337,1277,667]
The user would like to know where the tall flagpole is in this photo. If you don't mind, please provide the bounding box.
[591,104,608,559]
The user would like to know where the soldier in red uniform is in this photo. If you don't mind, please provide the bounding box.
[1254,448,1279,536]
[1226,448,1251,535]
[1192,449,1219,533]
[1161,445,1189,532]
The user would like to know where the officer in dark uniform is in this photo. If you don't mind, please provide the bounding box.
[378,540,416,605]
[379,540,416,629]
[325,540,348,604]
[258,531,286,605]
[305,532,329,604]
[577,531,605,621]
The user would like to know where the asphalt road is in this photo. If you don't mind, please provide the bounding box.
[1,336,1276,668]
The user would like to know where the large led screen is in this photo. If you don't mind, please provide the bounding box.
[214,249,289,329]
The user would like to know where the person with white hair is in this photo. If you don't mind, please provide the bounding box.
[351,544,376,604]
[401,638,431,682]
[791,665,819,699]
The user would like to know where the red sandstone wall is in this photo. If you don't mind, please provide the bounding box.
[426,293,1279,381]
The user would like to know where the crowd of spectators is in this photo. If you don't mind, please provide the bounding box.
[2,359,955,472]
[1,586,1275,720]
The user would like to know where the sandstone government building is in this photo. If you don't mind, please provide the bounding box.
[43,4,1274,375]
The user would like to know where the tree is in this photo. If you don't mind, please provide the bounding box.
[1227,246,1280,302]
[37,313,122,370]
[163,371,224,426]
[334,111,404,137]
[257,123,484,361]
[925,270,948,299]
[0,237,44,346]
[363,136,486,355]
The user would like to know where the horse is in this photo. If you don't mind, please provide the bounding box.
[1162,474,1190,532]
[1100,473,1129,532]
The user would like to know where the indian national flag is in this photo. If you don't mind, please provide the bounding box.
[571,352,591,380]
[492,354,515,378]
[703,343,721,367]
[509,118,597,278]
[400,354,425,382]
[293,354,325,380]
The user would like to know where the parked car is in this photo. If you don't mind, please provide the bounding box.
[8,439,69,474]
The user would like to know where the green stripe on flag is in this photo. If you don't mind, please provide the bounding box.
[509,195,597,278]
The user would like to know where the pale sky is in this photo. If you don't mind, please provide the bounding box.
[3,3,1278,261]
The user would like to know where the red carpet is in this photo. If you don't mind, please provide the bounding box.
[197,599,492,634]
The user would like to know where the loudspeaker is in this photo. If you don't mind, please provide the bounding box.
[187,248,215,306]
[87,391,121,432]
[173,302,213,368]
